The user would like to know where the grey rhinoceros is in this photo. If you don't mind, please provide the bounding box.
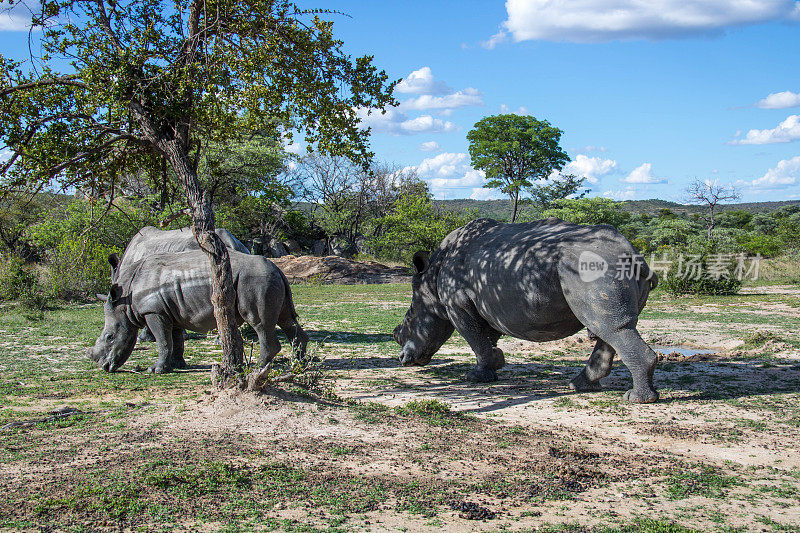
[88,250,308,373]
[393,218,660,403]
[111,226,250,348]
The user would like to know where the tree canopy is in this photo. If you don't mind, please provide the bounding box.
[466,114,570,222]
[0,0,397,377]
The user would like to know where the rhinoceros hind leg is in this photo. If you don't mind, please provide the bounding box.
[570,340,615,392]
[138,327,156,343]
[256,326,282,367]
[169,328,188,369]
[491,347,506,370]
[466,367,498,383]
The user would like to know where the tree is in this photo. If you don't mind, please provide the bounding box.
[369,179,472,262]
[528,173,589,210]
[542,197,631,228]
[0,0,396,381]
[685,179,741,241]
[467,114,569,223]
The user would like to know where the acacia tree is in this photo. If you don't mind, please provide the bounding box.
[685,179,741,240]
[467,114,569,223]
[0,0,396,382]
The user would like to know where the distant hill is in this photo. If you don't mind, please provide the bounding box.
[433,198,800,220]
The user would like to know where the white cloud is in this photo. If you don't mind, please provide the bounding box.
[356,107,457,136]
[0,2,36,32]
[756,91,800,109]
[481,30,509,49]
[419,141,441,152]
[499,0,800,43]
[400,88,484,111]
[499,104,530,115]
[622,163,667,184]
[748,156,800,188]
[603,188,637,200]
[558,154,618,184]
[729,114,800,145]
[470,188,504,200]
[404,152,487,198]
[395,67,451,95]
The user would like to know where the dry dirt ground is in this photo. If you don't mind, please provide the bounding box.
[1,282,799,532]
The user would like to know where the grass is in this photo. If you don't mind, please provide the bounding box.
[2,282,800,531]
[665,466,742,500]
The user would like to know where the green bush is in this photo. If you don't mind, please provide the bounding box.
[45,237,119,300]
[0,255,48,315]
[659,252,743,296]
[736,234,783,258]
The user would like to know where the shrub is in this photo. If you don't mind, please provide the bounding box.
[45,237,119,300]
[659,252,743,296]
[736,234,783,258]
[0,255,48,316]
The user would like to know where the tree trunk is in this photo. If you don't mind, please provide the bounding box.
[511,191,519,223]
[162,139,244,386]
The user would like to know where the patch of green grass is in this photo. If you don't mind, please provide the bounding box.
[665,466,741,500]
[394,399,456,426]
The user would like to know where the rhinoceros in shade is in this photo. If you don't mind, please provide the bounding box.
[393,218,661,403]
[88,250,308,373]
[113,226,249,281]
[111,226,250,352]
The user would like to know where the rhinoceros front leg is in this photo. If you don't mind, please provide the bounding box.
[144,314,174,374]
[447,304,501,383]
[570,339,616,392]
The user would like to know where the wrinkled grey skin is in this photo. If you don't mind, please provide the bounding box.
[393,218,660,403]
[87,250,308,373]
[113,226,249,349]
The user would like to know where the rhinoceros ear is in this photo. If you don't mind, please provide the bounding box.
[412,251,430,275]
[96,293,108,302]
[108,253,120,273]
[109,283,123,302]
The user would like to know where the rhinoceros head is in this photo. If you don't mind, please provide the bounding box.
[393,251,455,367]
[86,283,138,372]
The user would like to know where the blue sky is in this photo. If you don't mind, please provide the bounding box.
[3,1,800,202]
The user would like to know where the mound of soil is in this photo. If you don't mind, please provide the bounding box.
[271,255,410,284]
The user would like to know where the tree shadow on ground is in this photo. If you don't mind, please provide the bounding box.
[345,356,800,413]
[305,329,394,345]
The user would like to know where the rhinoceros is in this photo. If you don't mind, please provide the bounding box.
[110,226,250,350]
[393,218,660,403]
[113,226,250,281]
[88,250,308,373]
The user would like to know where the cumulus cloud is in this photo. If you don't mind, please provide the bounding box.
[622,163,667,184]
[603,188,637,200]
[756,91,800,109]
[395,67,451,95]
[401,88,484,111]
[748,156,800,188]
[729,114,800,145]
[419,141,441,152]
[403,152,487,198]
[499,104,530,115]
[356,107,457,136]
[0,2,37,31]
[498,0,800,43]
[553,154,617,184]
[481,30,509,49]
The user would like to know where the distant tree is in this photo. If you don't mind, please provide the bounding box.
[685,180,741,241]
[369,180,472,262]
[543,198,630,228]
[0,0,396,379]
[467,114,569,223]
[529,173,589,210]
